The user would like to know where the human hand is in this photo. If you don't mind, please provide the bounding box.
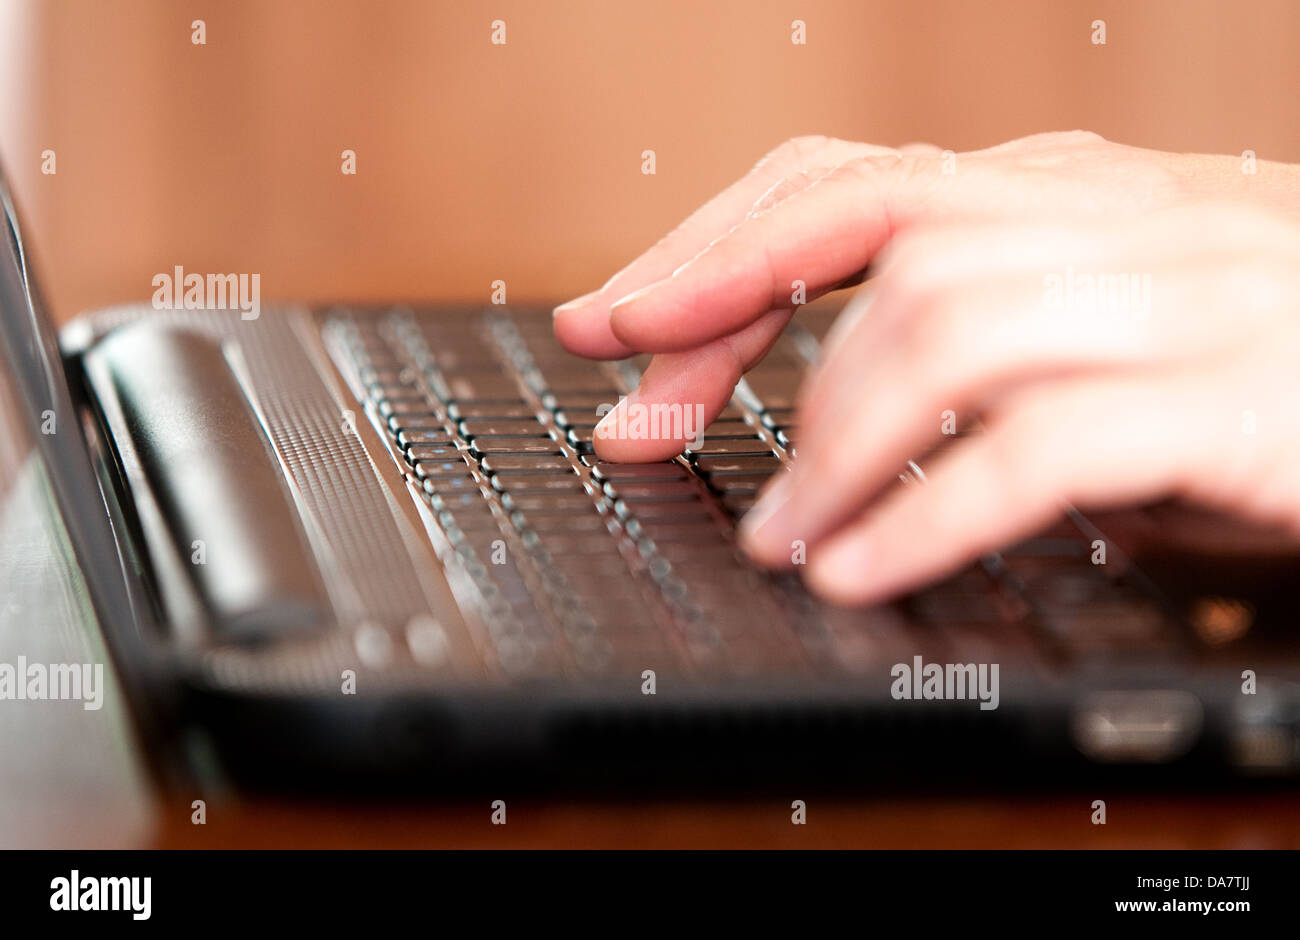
[553,132,1300,603]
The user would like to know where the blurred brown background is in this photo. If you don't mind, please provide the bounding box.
[1,0,1298,324]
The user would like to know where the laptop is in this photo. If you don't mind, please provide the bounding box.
[3,161,1298,793]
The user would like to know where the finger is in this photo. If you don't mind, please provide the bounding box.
[811,281,876,366]
[741,252,1158,568]
[743,209,1256,568]
[553,136,885,359]
[737,200,1300,592]
[592,308,793,462]
[797,217,1148,426]
[798,209,1268,449]
[577,150,887,443]
[606,154,932,353]
[803,370,1218,605]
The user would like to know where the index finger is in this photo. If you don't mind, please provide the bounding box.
[606,153,947,353]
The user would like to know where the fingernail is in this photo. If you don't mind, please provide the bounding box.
[594,394,629,439]
[553,290,600,318]
[608,281,661,315]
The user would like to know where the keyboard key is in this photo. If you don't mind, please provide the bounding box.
[721,491,758,515]
[480,453,572,473]
[615,499,714,523]
[544,392,619,413]
[687,437,774,456]
[628,519,725,544]
[605,480,700,501]
[587,461,687,482]
[470,436,563,455]
[695,419,762,440]
[397,431,455,449]
[418,470,480,493]
[460,418,549,436]
[449,400,536,420]
[379,398,436,418]
[705,473,774,494]
[524,510,613,534]
[492,472,585,493]
[502,491,596,513]
[694,454,783,475]
[411,455,474,476]
[405,442,461,461]
[522,532,621,555]
[389,414,447,432]
[442,370,524,401]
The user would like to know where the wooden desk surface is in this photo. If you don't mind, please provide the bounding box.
[148,790,1300,849]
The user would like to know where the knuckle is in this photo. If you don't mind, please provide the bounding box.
[869,252,953,361]
[891,152,938,186]
[748,168,823,217]
[1019,129,1108,149]
[835,151,939,210]
[875,226,943,280]
[985,413,1051,499]
[762,134,837,170]
[837,151,909,182]
[886,262,938,318]
[879,256,946,331]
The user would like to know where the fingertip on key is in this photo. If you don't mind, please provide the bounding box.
[737,473,801,569]
[591,396,692,463]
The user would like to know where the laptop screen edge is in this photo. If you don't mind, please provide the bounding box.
[0,160,142,639]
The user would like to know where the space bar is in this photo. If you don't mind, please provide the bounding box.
[96,323,325,641]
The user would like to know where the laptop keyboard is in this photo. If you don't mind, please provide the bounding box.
[325,306,1181,681]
